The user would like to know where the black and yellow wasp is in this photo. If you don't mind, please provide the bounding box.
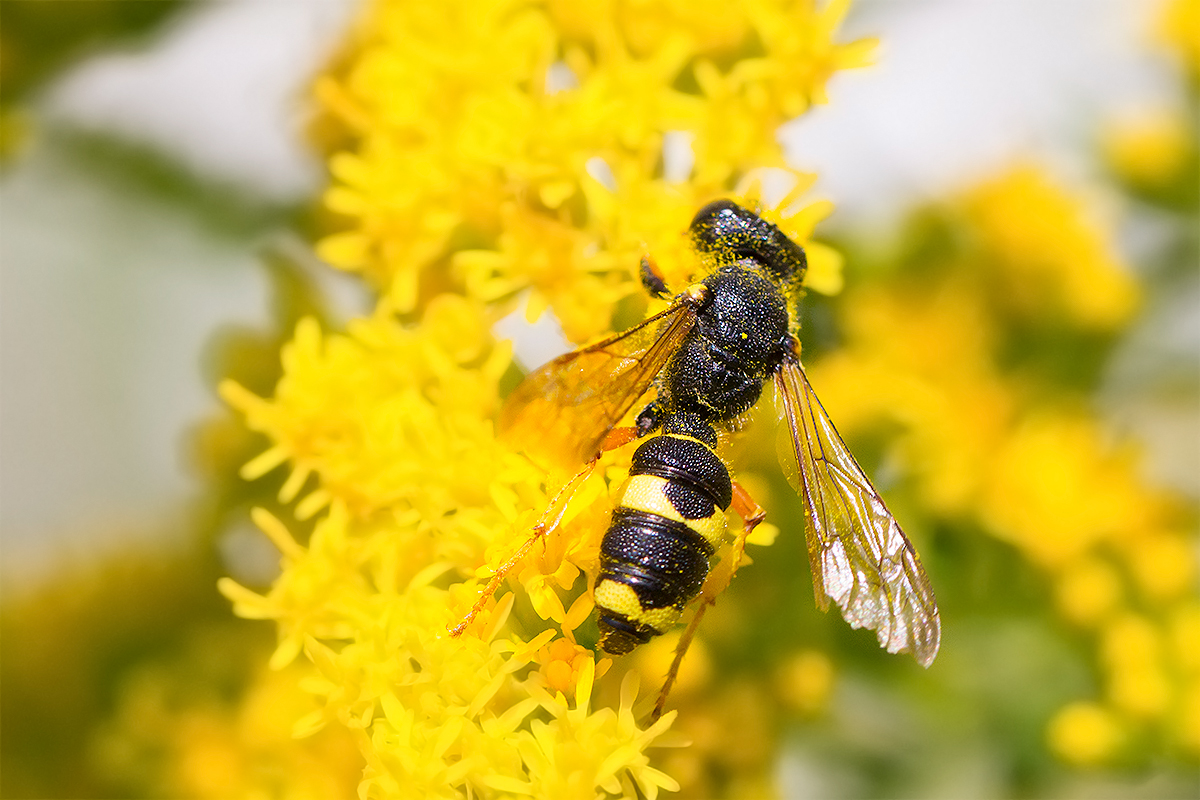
[454,200,940,688]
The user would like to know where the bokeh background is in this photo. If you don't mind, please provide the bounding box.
[1,1,1196,798]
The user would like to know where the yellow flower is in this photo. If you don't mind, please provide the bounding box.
[219,504,681,797]
[1101,613,1170,719]
[519,668,681,799]
[1127,532,1197,604]
[981,411,1156,569]
[965,165,1140,330]
[313,0,867,339]
[794,160,1195,772]
[630,630,713,703]
[220,302,522,523]
[545,0,759,59]
[89,657,361,799]
[1055,557,1123,628]
[1155,0,1200,78]
[1108,662,1172,720]
[1169,602,1200,674]
[773,649,835,717]
[809,280,1013,516]
[221,1,873,795]
[1047,702,1124,766]
[539,637,605,696]
[1101,108,1193,188]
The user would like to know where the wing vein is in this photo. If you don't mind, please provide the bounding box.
[774,346,941,667]
[499,300,698,470]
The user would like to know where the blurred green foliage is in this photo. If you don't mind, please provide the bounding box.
[0,5,338,793]
[0,0,189,108]
[0,245,335,797]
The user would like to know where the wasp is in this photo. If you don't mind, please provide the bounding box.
[453,200,940,711]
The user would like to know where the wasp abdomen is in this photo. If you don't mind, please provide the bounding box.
[601,510,713,605]
[596,434,732,655]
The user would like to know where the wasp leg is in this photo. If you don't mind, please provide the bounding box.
[650,481,766,721]
[599,425,642,453]
[449,426,643,639]
[448,460,595,638]
[731,480,767,535]
[639,254,670,299]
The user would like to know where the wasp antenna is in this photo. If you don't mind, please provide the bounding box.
[639,254,670,299]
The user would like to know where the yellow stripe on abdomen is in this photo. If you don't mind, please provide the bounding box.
[616,474,727,550]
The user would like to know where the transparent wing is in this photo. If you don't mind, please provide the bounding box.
[499,300,697,471]
[773,347,941,667]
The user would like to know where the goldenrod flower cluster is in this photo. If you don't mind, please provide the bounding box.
[92,660,363,799]
[812,156,1198,770]
[220,1,872,797]
[310,0,861,339]
[1037,0,1200,765]
[1103,0,1199,208]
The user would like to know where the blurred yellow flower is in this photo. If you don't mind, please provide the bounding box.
[1047,702,1123,766]
[805,157,1197,771]
[1055,556,1123,628]
[982,411,1156,570]
[1127,532,1197,604]
[1155,0,1200,78]
[90,658,362,799]
[773,649,835,717]
[1169,603,1200,674]
[1101,108,1192,188]
[811,279,1012,515]
[965,166,1140,330]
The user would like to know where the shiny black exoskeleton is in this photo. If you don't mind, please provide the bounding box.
[595,201,808,654]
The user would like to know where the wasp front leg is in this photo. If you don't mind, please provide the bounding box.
[639,253,671,299]
[650,480,766,721]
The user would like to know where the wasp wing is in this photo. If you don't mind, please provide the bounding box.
[499,300,697,471]
[773,350,941,667]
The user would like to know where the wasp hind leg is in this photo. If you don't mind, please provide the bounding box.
[650,480,766,722]
[448,460,596,639]
[448,426,645,640]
